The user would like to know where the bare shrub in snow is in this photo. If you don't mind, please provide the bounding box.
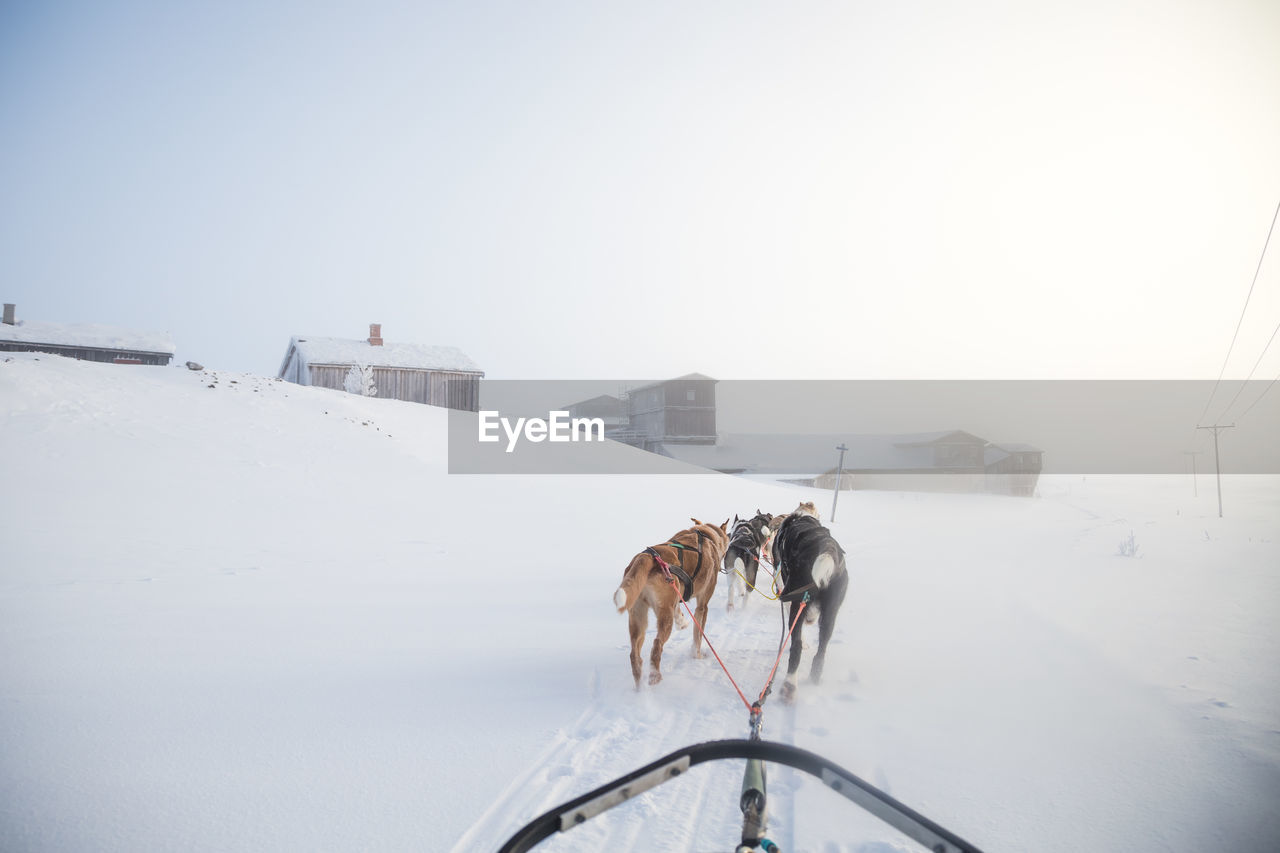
[1117,530,1140,557]
[343,364,377,397]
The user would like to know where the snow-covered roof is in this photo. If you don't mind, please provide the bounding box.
[989,442,1042,453]
[0,319,176,354]
[984,446,1010,466]
[984,442,1043,466]
[281,335,482,374]
[627,373,717,393]
[562,394,625,416]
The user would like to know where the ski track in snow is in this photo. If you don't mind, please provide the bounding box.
[451,593,823,853]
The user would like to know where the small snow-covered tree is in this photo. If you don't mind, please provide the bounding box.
[343,363,377,397]
[343,364,360,394]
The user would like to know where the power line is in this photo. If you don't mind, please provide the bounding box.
[1214,315,1280,422]
[1198,199,1280,426]
[1235,371,1280,421]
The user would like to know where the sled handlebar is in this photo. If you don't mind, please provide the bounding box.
[494,739,987,853]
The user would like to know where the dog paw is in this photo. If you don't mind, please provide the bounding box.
[648,671,663,686]
[781,681,797,704]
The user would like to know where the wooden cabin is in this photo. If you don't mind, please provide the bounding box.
[981,442,1044,496]
[277,324,483,412]
[621,374,717,452]
[0,303,175,365]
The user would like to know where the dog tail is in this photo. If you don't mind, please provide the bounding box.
[614,554,649,613]
[812,552,837,587]
[811,545,846,588]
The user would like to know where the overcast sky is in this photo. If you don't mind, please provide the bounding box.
[3,0,1279,387]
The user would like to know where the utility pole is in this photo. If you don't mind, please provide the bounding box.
[830,443,848,522]
[1195,425,1234,517]
[1182,450,1202,497]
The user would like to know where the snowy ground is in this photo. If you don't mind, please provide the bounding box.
[1,353,1277,852]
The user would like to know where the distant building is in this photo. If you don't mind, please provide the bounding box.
[615,373,717,452]
[0,303,175,365]
[665,430,1043,496]
[560,376,1043,495]
[980,442,1044,497]
[277,324,483,411]
[563,394,627,431]
[813,430,992,490]
[810,431,1045,495]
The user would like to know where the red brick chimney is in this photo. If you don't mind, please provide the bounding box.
[368,323,383,346]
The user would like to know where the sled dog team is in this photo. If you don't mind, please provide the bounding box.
[613,501,848,702]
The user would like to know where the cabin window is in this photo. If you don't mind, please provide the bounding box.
[687,390,696,402]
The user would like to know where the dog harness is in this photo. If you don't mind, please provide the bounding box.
[645,530,711,601]
[723,520,764,569]
[771,514,838,601]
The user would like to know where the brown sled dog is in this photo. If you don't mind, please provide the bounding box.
[613,518,730,687]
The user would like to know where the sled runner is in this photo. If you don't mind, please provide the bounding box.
[495,738,987,853]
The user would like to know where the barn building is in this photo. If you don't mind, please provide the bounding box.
[277,324,483,412]
[0,303,175,365]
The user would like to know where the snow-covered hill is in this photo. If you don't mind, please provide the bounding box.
[2,353,1276,852]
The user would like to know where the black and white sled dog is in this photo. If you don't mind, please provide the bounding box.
[722,510,774,611]
[770,506,849,703]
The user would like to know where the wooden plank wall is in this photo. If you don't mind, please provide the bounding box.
[306,364,480,412]
[0,342,171,365]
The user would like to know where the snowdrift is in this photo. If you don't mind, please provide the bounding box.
[1,353,1277,852]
